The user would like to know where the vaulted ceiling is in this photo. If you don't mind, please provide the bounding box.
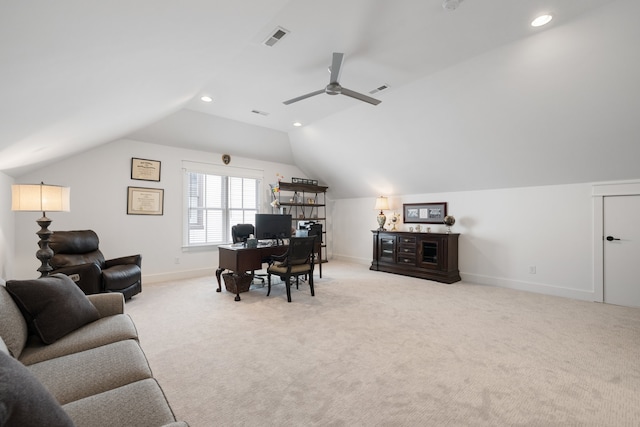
[2,0,639,198]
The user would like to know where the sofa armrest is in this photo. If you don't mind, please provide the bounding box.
[105,254,142,268]
[51,262,102,294]
[87,293,125,318]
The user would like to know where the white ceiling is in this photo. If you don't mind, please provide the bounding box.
[2,0,639,199]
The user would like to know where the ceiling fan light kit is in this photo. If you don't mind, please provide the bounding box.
[283,52,381,106]
[442,0,463,11]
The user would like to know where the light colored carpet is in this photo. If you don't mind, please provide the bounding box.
[126,260,640,426]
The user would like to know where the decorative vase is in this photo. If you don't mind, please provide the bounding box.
[443,215,456,233]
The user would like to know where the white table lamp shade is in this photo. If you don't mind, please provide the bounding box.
[374,196,389,211]
[12,184,70,212]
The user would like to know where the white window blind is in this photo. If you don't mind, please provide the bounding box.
[183,161,263,246]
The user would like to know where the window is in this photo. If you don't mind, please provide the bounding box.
[183,162,262,246]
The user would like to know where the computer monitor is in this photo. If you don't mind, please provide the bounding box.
[255,214,292,243]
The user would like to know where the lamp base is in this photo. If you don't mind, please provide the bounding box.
[377,212,387,231]
[36,215,54,277]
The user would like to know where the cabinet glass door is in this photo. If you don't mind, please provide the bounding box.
[379,236,396,262]
[418,238,441,269]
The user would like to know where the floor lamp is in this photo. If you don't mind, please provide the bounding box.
[12,182,71,277]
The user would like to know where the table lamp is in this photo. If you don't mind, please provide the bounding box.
[374,196,389,231]
[12,182,70,277]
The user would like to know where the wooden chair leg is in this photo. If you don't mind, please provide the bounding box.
[285,276,292,302]
[267,274,272,296]
[309,272,315,297]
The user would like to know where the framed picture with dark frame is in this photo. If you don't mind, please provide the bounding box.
[127,186,164,215]
[131,157,161,182]
[403,202,447,224]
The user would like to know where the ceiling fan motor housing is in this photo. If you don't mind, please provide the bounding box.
[326,83,341,95]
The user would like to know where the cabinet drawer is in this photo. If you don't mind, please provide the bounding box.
[398,246,416,255]
[397,255,416,265]
[398,236,416,245]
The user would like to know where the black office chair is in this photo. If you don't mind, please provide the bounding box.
[231,224,254,244]
[231,224,266,285]
[266,236,316,302]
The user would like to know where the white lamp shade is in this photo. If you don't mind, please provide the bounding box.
[12,184,71,212]
[374,196,389,211]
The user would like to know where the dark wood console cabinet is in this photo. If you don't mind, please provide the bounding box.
[370,230,461,283]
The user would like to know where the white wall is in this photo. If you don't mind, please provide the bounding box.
[332,182,597,301]
[11,139,310,282]
[0,171,15,282]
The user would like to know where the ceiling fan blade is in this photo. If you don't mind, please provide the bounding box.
[340,87,381,106]
[329,52,344,84]
[283,89,325,105]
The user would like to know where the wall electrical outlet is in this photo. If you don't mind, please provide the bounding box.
[529,266,536,274]
[69,274,80,282]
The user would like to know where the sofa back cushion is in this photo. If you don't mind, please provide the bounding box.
[6,274,100,344]
[0,286,28,359]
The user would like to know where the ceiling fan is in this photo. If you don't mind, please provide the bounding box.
[283,52,381,106]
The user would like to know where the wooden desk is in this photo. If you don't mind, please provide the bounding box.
[216,242,323,301]
[216,244,287,300]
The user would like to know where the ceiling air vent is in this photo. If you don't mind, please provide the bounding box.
[251,109,269,116]
[369,84,390,95]
[263,26,290,47]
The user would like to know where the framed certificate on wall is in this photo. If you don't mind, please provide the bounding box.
[127,187,164,215]
[131,158,161,182]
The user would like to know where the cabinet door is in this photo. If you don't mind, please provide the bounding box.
[378,235,396,263]
[417,236,444,270]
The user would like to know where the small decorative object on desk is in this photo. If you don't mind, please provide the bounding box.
[415,224,422,232]
[444,215,456,233]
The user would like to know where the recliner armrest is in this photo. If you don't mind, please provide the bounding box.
[50,262,102,294]
[86,293,125,317]
[105,254,142,268]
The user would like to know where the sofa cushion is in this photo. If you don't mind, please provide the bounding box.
[0,286,28,359]
[28,339,153,405]
[18,314,139,366]
[6,274,100,344]
[63,378,178,427]
[0,351,75,427]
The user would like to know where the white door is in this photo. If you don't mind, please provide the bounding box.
[604,195,640,307]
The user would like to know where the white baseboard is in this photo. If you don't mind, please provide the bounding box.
[142,268,215,284]
[462,272,596,302]
[331,254,370,266]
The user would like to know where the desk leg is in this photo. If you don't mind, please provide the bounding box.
[215,267,225,292]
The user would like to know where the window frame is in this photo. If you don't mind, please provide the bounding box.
[182,161,264,248]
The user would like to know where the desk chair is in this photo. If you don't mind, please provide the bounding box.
[231,224,266,285]
[266,236,316,302]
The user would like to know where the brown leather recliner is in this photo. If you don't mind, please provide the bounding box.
[49,230,142,300]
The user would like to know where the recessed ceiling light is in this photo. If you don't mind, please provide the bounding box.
[200,95,213,103]
[293,122,302,127]
[531,14,553,27]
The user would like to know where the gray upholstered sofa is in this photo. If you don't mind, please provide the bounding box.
[0,274,187,427]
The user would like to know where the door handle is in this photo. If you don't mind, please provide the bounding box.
[606,236,621,241]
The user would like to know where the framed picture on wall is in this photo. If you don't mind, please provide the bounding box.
[131,158,161,182]
[403,202,447,224]
[127,187,164,215]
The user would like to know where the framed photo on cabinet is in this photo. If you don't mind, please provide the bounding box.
[403,202,447,224]
[127,187,164,215]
